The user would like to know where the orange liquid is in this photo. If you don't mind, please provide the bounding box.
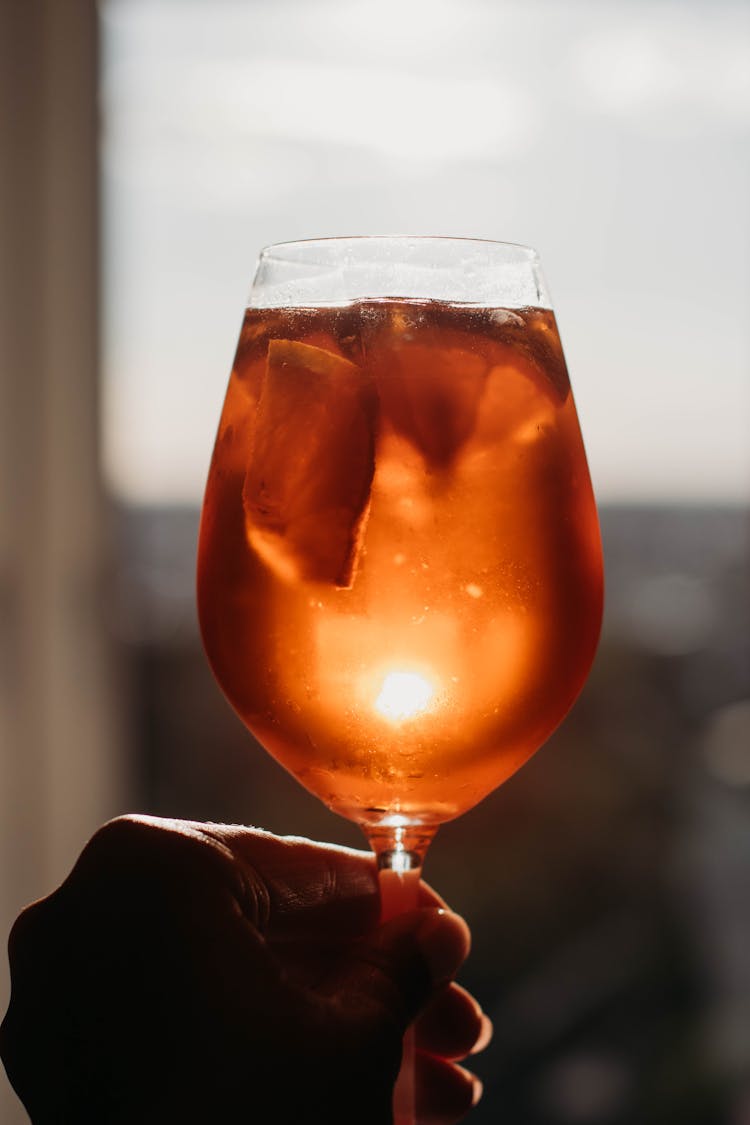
[197,300,603,828]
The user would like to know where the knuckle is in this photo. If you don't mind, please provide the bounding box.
[5,892,67,974]
[76,814,194,886]
[86,813,155,856]
[236,866,271,930]
[7,902,42,963]
[78,815,149,874]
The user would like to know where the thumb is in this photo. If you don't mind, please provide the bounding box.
[334,908,471,1032]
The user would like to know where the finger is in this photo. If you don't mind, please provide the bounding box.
[71,817,379,938]
[74,817,448,939]
[415,1052,482,1125]
[204,825,445,937]
[331,908,471,1029]
[66,816,242,904]
[415,983,492,1061]
[213,828,379,935]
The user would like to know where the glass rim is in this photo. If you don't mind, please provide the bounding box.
[250,235,550,308]
[259,235,540,266]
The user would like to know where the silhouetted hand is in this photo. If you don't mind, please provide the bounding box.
[1,816,489,1124]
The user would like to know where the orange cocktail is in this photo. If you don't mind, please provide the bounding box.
[198,296,602,829]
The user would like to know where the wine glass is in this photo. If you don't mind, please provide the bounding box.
[197,236,603,1123]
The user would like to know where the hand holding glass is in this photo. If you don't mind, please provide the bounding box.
[197,238,603,1123]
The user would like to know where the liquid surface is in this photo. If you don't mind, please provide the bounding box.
[197,300,603,828]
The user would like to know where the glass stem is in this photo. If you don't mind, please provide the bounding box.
[366,825,437,1125]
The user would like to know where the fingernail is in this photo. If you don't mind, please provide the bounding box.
[415,909,471,983]
[471,1013,493,1055]
[454,1063,482,1106]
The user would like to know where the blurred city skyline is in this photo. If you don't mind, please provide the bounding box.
[113,498,750,1124]
[101,0,750,507]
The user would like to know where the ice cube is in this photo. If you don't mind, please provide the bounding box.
[243,339,377,588]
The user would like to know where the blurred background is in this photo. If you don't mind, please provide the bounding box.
[1,0,748,1122]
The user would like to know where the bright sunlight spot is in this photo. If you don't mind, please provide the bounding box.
[374,671,435,722]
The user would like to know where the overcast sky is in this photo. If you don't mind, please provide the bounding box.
[101,0,750,504]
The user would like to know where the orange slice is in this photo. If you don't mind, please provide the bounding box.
[371,340,487,469]
[473,348,558,449]
[491,308,570,403]
[243,339,377,588]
